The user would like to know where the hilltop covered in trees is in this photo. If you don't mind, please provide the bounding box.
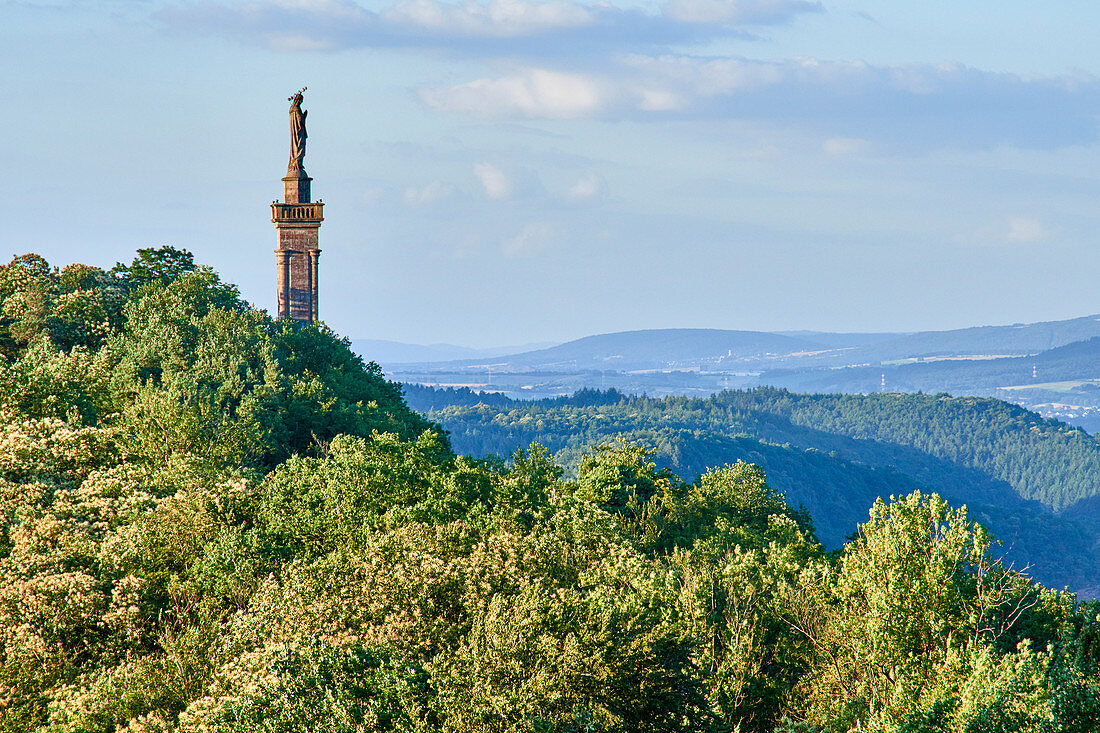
[2,249,1099,732]
[408,385,1100,592]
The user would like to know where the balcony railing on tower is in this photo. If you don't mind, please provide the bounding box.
[271,202,324,222]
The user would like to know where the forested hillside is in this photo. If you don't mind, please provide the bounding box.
[408,385,1100,591]
[3,250,1099,733]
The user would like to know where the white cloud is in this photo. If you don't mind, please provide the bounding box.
[425,56,1100,151]
[637,87,683,111]
[424,69,608,118]
[956,216,1050,246]
[663,0,821,25]
[160,0,372,52]
[620,54,860,96]
[422,56,844,120]
[363,186,385,205]
[421,57,816,118]
[382,0,595,37]
[502,221,556,257]
[1006,216,1047,243]
[163,0,1100,152]
[474,163,512,199]
[403,180,455,205]
[267,0,368,21]
[266,33,341,52]
[159,0,820,51]
[567,172,605,200]
[823,137,874,157]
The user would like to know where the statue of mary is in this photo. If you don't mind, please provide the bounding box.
[288,89,308,173]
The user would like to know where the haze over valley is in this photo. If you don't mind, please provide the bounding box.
[360,312,1100,431]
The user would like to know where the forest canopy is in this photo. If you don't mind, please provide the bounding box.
[406,384,1100,592]
[1,249,1098,733]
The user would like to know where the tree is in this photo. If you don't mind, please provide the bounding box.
[112,246,197,293]
[791,491,1037,730]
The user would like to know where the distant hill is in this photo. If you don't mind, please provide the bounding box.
[417,328,823,371]
[387,314,1100,375]
[385,316,1100,422]
[775,331,906,348]
[774,314,1100,369]
[859,314,1100,360]
[762,335,1100,396]
[409,385,1100,593]
[350,339,558,366]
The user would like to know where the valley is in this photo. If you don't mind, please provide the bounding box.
[363,314,1100,431]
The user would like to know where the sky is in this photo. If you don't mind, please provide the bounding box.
[8,0,1100,347]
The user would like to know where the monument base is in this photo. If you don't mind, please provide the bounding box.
[283,170,311,204]
[272,201,323,322]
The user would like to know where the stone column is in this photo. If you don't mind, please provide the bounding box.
[309,249,321,322]
[275,250,291,319]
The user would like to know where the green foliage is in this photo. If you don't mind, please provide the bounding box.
[2,249,1099,733]
[203,641,431,733]
[0,249,440,732]
[111,245,197,293]
[255,430,469,557]
[411,385,1100,512]
[792,493,1034,728]
[0,255,116,357]
[411,386,1100,591]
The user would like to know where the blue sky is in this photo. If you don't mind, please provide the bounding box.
[7,1,1100,346]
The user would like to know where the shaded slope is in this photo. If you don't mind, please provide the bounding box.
[414,386,1100,592]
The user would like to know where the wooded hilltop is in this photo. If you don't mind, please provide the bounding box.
[2,249,1098,732]
[406,385,1100,593]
